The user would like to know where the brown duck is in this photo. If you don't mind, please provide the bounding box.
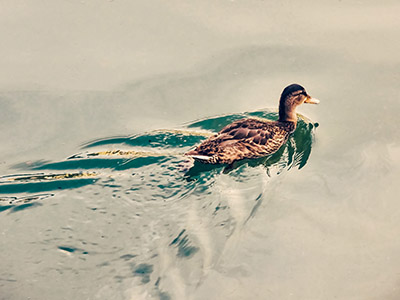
[185,84,319,165]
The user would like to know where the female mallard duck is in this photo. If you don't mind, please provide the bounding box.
[185,84,319,165]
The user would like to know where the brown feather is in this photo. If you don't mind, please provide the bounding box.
[186,118,296,164]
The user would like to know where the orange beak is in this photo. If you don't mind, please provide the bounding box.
[304,96,320,104]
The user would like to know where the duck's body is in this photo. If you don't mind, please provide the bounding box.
[186,118,295,164]
[185,84,319,165]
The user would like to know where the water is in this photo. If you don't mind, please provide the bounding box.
[1,1,400,300]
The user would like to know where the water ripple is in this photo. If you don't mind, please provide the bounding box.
[0,110,317,297]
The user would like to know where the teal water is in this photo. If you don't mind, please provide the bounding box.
[1,1,400,300]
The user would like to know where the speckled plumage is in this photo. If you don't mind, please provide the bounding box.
[186,84,319,165]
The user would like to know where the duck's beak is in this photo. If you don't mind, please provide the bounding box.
[304,96,320,104]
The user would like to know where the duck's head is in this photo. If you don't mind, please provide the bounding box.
[278,84,319,123]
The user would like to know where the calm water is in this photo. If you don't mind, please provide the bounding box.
[1,1,400,300]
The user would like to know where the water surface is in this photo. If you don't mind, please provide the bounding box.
[1,1,400,300]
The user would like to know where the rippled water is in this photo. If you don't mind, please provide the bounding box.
[0,111,316,299]
[1,1,400,300]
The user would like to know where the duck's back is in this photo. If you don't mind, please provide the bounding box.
[186,118,295,164]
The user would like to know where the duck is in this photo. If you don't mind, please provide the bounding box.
[185,84,319,165]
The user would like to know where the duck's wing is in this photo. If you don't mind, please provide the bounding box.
[218,118,289,145]
[218,118,274,136]
[191,118,275,152]
[215,130,289,163]
[187,118,289,163]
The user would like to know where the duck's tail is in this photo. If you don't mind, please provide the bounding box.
[185,150,214,163]
[188,155,213,162]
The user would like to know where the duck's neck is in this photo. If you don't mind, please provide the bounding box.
[278,105,298,124]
